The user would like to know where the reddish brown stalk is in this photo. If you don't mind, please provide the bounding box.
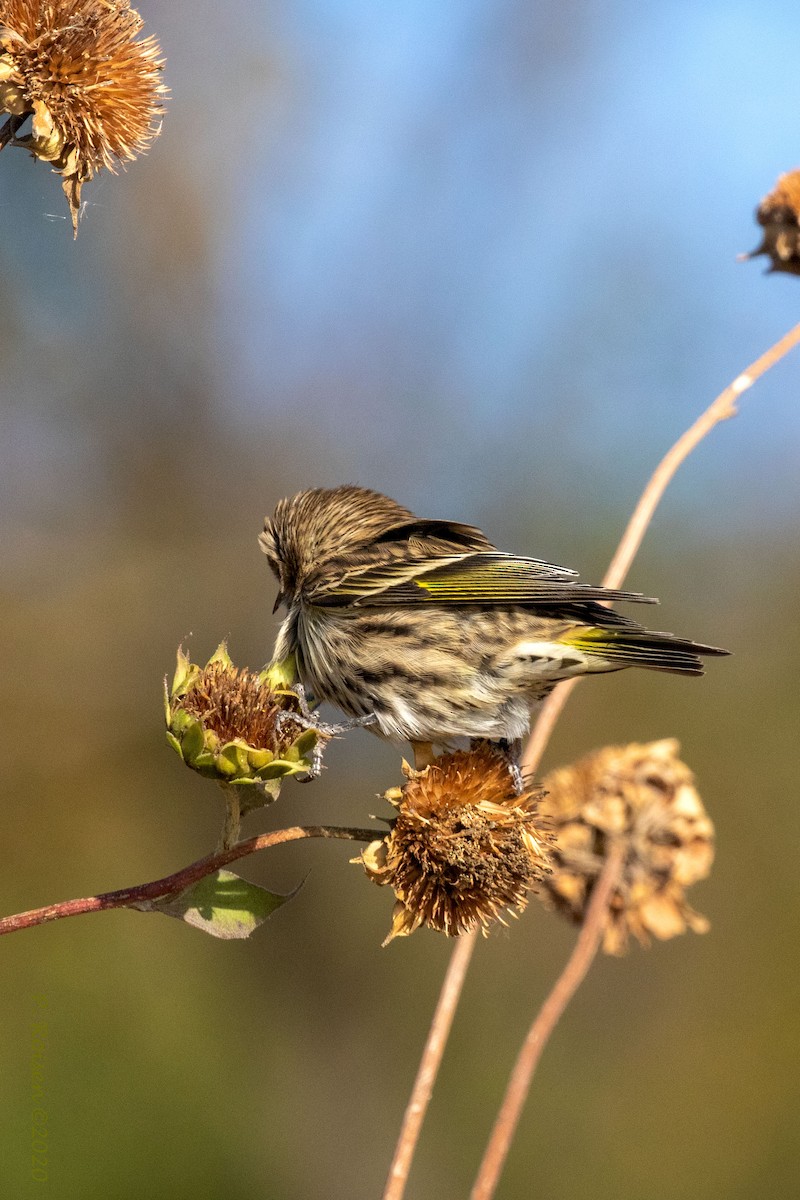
[383,318,800,1200]
[382,932,478,1200]
[469,841,625,1200]
[523,317,800,776]
[0,825,379,937]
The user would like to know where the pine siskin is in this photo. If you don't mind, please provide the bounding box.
[259,487,726,770]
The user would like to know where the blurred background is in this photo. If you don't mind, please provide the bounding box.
[2,1,799,1196]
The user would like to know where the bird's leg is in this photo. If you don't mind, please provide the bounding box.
[0,114,26,150]
[470,737,526,794]
[284,680,315,721]
[499,738,526,795]
[411,741,436,770]
[275,697,378,784]
[295,710,380,783]
[301,738,325,783]
[276,681,377,746]
[292,711,378,784]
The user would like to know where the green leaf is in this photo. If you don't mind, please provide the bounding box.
[149,870,288,939]
[171,647,197,697]
[292,727,319,758]
[263,653,298,690]
[179,716,207,765]
[191,752,219,776]
[169,707,195,737]
[207,642,233,670]
[165,731,182,756]
[216,741,251,778]
[256,759,298,780]
[238,779,283,813]
[246,746,274,771]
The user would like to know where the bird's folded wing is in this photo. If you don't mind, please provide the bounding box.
[310,552,657,608]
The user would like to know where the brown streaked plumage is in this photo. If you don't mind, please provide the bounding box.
[260,486,727,767]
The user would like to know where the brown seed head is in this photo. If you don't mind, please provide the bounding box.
[177,659,304,755]
[0,0,167,234]
[539,739,714,955]
[745,169,800,275]
[356,745,553,944]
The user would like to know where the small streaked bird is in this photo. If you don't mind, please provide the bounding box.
[260,486,726,773]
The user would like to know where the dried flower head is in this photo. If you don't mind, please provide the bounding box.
[539,739,714,955]
[743,169,800,275]
[355,746,553,944]
[0,0,167,235]
[165,644,323,803]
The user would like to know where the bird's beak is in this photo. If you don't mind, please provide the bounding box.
[272,590,285,614]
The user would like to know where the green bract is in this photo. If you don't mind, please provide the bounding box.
[164,644,319,794]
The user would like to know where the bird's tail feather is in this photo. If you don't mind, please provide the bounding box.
[563,628,729,677]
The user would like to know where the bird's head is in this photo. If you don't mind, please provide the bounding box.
[259,485,415,610]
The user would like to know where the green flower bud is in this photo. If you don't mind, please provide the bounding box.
[165,643,323,803]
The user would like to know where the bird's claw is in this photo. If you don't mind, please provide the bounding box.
[471,737,527,795]
[496,739,527,795]
[506,759,526,796]
[277,702,377,740]
[298,740,325,782]
[275,685,377,782]
[283,680,315,720]
[0,114,30,152]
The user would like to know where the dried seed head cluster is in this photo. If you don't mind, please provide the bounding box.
[0,0,166,234]
[356,745,553,944]
[744,169,800,275]
[539,739,714,955]
[178,662,298,751]
[165,645,321,798]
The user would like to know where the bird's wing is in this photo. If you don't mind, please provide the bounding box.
[371,518,497,555]
[309,552,657,609]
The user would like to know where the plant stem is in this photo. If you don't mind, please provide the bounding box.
[469,841,625,1200]
[383,316,800,1198]
[382,931,478,1200]
[218,785,242,850]
[522,318,800,777]
[0,825,381,937]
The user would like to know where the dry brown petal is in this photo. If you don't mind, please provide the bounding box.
[0,0,167,234]
[177,659,306,756]
[539,739,714,955]
[744,169,800,275]
[355,746,553,944]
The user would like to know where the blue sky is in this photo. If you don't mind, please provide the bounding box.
[205,1,800,521]
[2,0,799,546]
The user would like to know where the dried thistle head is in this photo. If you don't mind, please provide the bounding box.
[539,739,714,955]
[744,170,800,275]
[355,745,553,944]
[165,644,322,803]
[0,0,167,235]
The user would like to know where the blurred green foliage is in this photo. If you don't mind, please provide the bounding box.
[2,485,797,1199]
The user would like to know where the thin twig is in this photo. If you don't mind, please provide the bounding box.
[522,316,800,778]
[382,931,478,1200]
[0,825,381,937]
[469,841,625,1200]
[384,317,800,1199]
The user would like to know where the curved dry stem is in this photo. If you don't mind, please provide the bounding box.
[469,841,625,1200]
[522,316,800,778]
[382,931,478,1200]
[0,825,381,937]
[384,317,800,1200]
